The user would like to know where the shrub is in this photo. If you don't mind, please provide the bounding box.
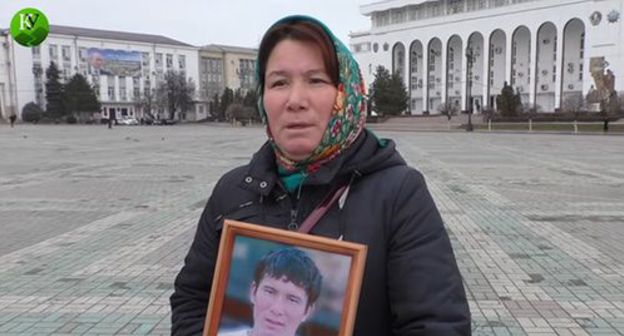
[437,101,460,120]
[21,102,43,123]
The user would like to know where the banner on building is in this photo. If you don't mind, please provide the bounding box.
[87,48,141,77]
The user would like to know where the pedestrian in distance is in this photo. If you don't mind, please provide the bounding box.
[9,113,17,128]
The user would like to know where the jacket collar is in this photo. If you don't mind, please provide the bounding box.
[240,134,363,196]
[239,129,395,196]
[238,141,279,197]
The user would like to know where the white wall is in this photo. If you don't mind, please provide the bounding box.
[351,0,624,114]
[9,32,200,120]
[0,34,14,119]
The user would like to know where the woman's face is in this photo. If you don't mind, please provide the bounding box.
[263,39,337,161]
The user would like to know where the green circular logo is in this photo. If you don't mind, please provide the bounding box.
[10,8,49,47]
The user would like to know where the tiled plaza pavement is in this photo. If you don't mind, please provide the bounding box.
[1,124,623,335]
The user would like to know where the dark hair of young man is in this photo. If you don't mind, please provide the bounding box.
[253,248,323,310]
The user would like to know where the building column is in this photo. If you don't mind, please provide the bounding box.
[441,39,448,106]
[114,76,119,105]
[554,24,564,110]
[462,43,469,111]
[482,33,491,109]
[72,37,79,75]
[0,83,5,119]
[402,40,410,112]
[581,21,592,96]
[422,49,429,113]
[529,27,538,108]
[505,30,513,85]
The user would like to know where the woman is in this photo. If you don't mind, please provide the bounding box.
[171,15,470,335]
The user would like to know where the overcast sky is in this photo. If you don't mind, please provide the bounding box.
[1,0,372,48]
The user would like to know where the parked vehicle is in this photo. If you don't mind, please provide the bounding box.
[155,119,177,125]
[118,117,139,125]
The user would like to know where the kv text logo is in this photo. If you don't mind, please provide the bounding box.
[10,8,49,47]
[19,12,41,30]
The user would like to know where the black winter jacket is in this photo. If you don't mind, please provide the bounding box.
[171,129,471,335]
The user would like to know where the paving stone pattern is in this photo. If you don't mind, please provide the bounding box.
[1,125,623,335]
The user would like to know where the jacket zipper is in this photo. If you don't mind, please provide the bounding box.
[287,182,305,231]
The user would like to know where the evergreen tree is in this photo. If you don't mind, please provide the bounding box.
[496,82,521,117]
[389,72,409,115]
[219,87,235,120]
[366,86,374,117]
[370,66,408,116]
[243,89,259,119]
[211,93,221,120]
[45,62,65,119]
[65,74,100,118]
[233,88,244,104]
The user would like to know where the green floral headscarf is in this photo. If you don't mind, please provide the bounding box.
[257,15,367,173]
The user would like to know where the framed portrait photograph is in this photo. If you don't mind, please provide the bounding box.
[203,220,368,336]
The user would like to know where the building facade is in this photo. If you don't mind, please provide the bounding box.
[350,0,624,114]
[198,44,257,116]
[1,25,202,122]
[0,30,18,121]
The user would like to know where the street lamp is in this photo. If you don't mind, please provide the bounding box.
[465,47,474,132]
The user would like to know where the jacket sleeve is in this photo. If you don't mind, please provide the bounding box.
[170,181,223,336]
[387,168,471,335]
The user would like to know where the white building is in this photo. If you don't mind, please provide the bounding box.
[350,0,624,114]
[199,44,257,115]
[1,25,202,122]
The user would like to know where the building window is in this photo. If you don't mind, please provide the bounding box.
[62,46,71,62]
[238,59,255,90]
[119,76,127,101]
[492,0,509,7]
[141,52,150,67]
[49,44,58,62]
[93,83,100,98]
[179,55,186,69]
[391,9,406,23]
[448,0,465,14]
[155,53,163,68]
[166,54,173,69]
[78,48,88,62]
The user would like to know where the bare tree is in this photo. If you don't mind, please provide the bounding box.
[437,101,460,121]
[155,71,196,120]
[562,93,585,115]
[135,89,157,120]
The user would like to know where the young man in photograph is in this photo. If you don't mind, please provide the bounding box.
[220,248,323,336]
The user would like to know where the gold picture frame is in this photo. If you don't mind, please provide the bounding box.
[204,220,367,336]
